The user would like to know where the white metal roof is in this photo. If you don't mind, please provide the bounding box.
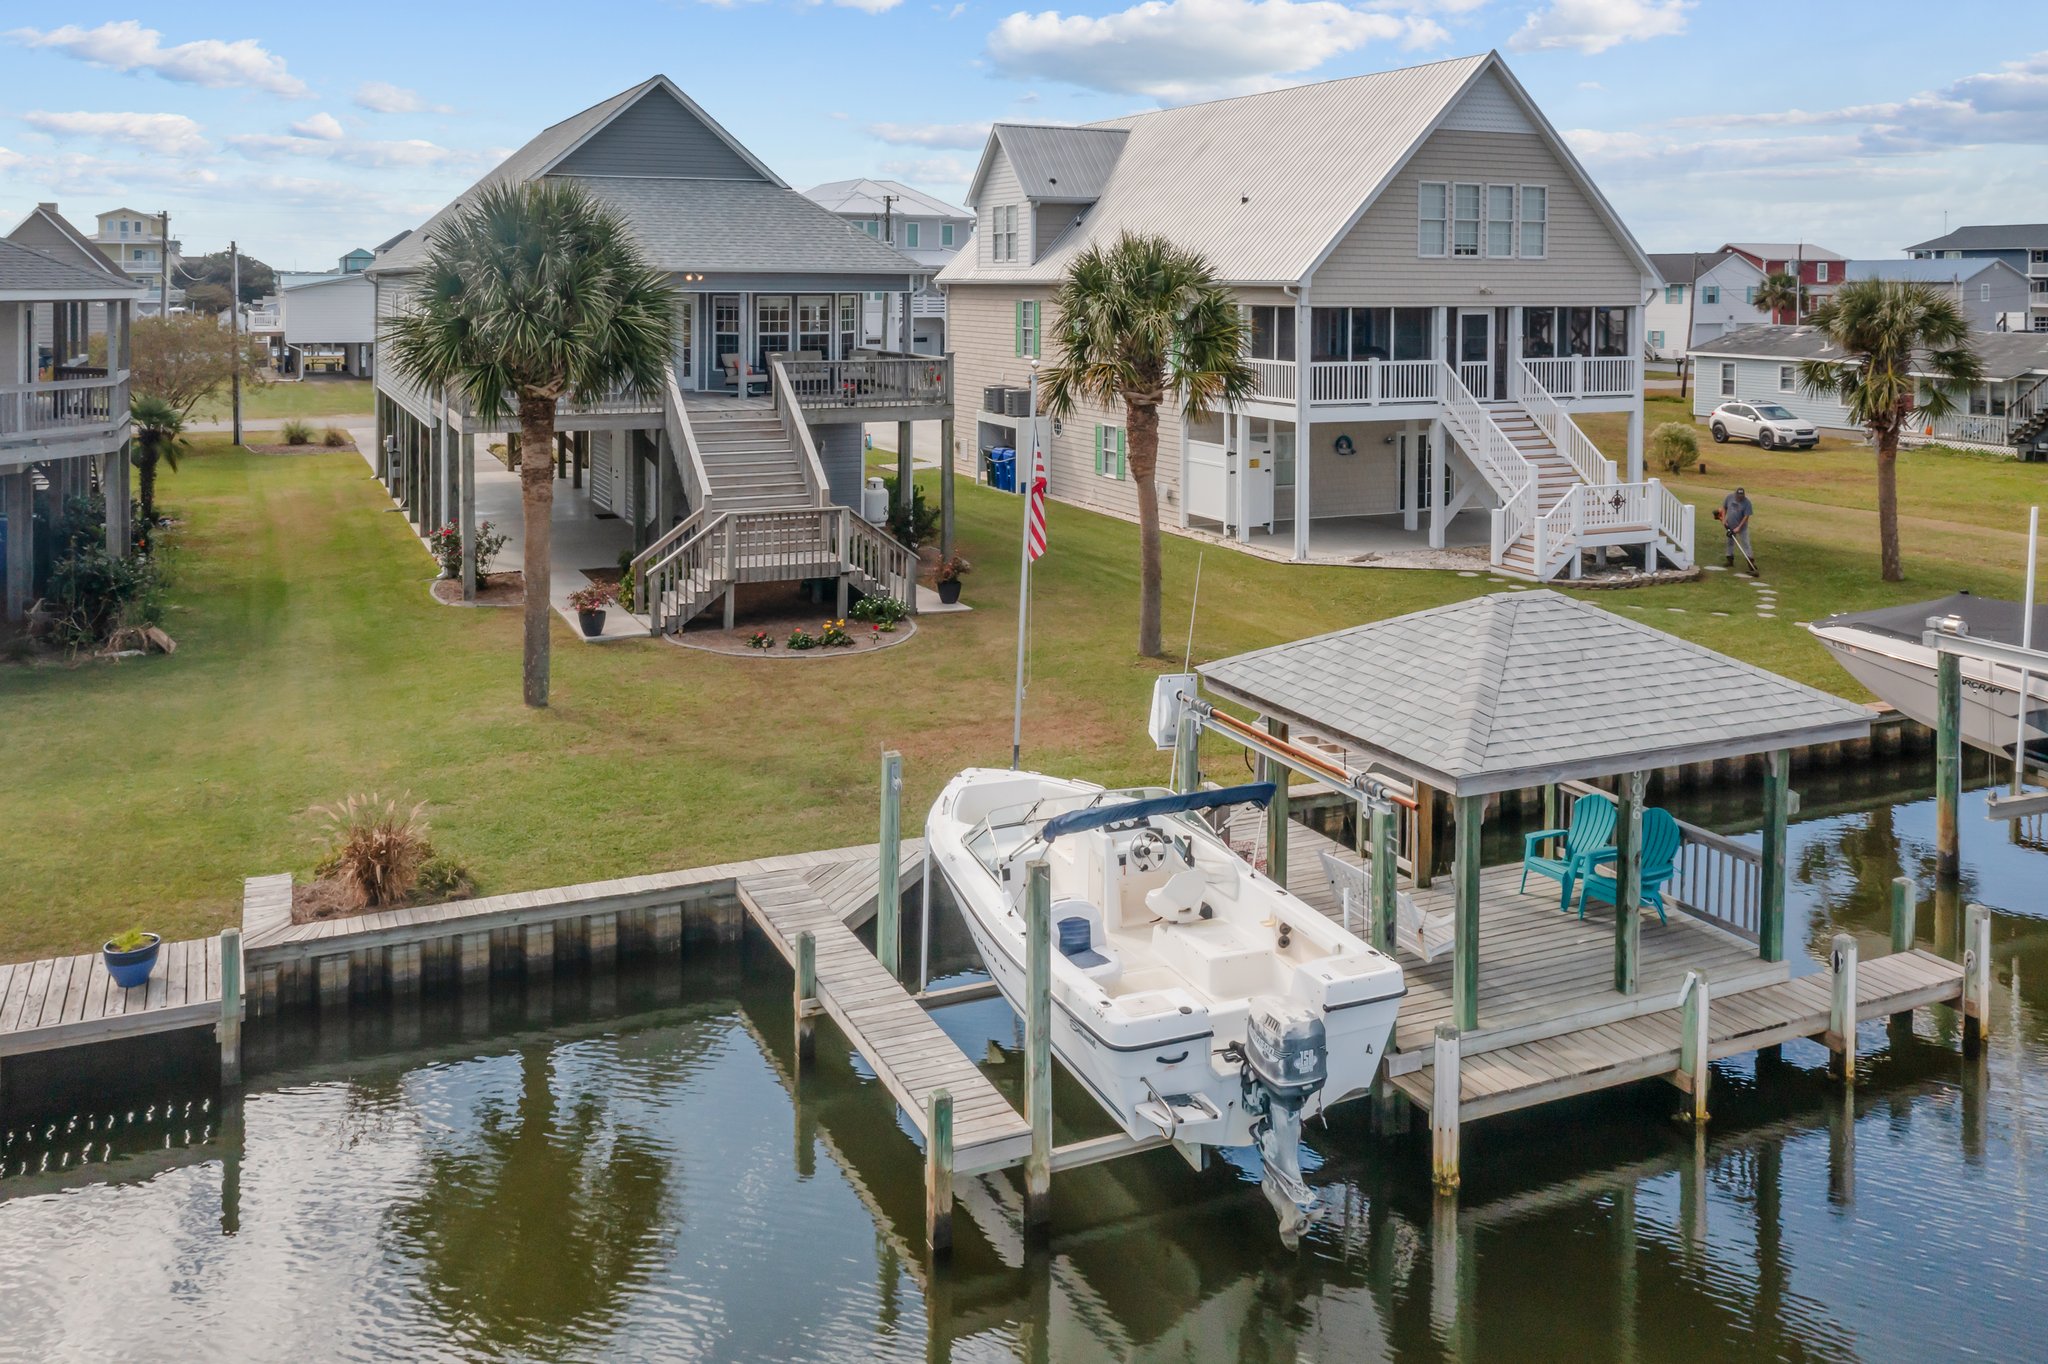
[804,178,969,221]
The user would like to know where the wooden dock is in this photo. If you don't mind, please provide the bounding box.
[736,870,1031,1176]
[0,935,229,1060]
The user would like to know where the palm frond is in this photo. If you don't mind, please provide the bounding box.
[1796,278,1984,433]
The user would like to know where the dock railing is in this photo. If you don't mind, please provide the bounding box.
[1562,779,1760,942]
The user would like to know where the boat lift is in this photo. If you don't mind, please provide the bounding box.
[1923,615,2048,820]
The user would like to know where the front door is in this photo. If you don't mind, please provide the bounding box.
[675,296,695,389]
[1457,310,1493,399]
[712,295,742,386]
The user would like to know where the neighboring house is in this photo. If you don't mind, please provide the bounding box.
[89,207,182,315]
[1721,242,1846,323]
[0,223,145,622]
[1905,223,2048,331]
[1690,323,2048,457]
[368,75,947,629]
[939,50,1685,582]
[6,201,136,350]
[804,178,970,354]
[1644,250,1767,357]
[283,271,375,376]
[1842,258,2032,332]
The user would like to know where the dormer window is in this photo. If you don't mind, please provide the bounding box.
[991,206,1019,263]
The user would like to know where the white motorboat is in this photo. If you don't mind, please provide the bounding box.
[925,768,1405,1243]
[1808,593,2048,761]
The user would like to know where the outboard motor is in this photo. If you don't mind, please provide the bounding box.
[1240,995,1328,1248]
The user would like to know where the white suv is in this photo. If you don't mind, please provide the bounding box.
[1709,402,1819,450]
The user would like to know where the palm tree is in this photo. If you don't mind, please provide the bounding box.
[1753,271,1802,322]
[384,180,673,708]
[1040,232,1254,657]
[129,394,186,537]
[1798,278,1981,582]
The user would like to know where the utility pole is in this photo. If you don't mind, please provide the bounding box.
[1681,252,1701,401]
[231,241,243,447]
[159,210,171,318]
[882,192,899,246]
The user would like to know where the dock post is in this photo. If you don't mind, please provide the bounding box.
[387,942,422,1000]
[1430,1024,1460,1193]
[879,750,903,979]
[1614,770,1644,995]
[925,1088,954,1258]
[1677,971,1708,1125]
[317,954,349,1013]
[1264,718,1290,885]
[587,911,618,973]
[1543,782,1560,856]
[1759,750,1791,963]
[918,837,933,993]
[218,928,243,1086]
[1173,712,1200,794]
[1024,858,1053,1230]
[1827,933,1858,1083]
[1370,803,1397,957]
[1889,875,1918,1039]
[1962,902,1992,1056]
[795,929,817,1065]
[459,930,491,990]
[522,922,554,979]
[1452,795,1481,1032]
[1414,784,1436,890]
[1936,651,1962,887]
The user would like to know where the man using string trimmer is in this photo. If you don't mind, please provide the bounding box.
[1716,486,1757,575]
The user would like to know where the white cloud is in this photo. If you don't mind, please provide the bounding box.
[7,21,307,97]
[228,133,486,170]
[1508,0,1691,55]
[20,110,209,157]
[987,0,1439,100]
[879,155,976,185]
[1664,51,2048,151]
[290,112,347,141]
[352,80,449,115]
[836,0,906,11]
[867,120,993,148]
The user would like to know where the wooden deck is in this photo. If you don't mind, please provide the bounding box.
[0,935,226,1058]
[736,869,1032,1176]
[804,840,924,929]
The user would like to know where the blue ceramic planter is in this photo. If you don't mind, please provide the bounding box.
[103,934,161,990]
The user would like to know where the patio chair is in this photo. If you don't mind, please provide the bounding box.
[1319,851,1451,963]
[1573,808,1683,924]
[1519,793,1618,910]
[719,354,768,397]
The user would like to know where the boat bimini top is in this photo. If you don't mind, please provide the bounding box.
[1041,783,1275,842]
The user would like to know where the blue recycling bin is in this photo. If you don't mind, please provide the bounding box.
[989,448,1016,492]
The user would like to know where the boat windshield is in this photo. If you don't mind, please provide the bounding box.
[961,786,1178,882]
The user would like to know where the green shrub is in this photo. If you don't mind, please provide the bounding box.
[615,548,636,611]
[280,418,313,446]
[847,594,907,628]
[46,546,167,648]
[321,425,349,447]
[416,856,474,902]
[880,475,939,548]
[1649,422,1700,475]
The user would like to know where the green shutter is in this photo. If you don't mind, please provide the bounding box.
[1116,427,1127,480]
[1028,301,1041,357]
[1015,301,1024,357]
[1094,424,1104,475]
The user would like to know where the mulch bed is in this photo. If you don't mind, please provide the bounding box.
[667,582,917,658]
[292,876,471,925]
[244,441,357,455]
[431,571,524,606]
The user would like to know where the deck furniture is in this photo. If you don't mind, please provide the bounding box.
[720,353,768,397]
[1575,807,1682,923]
[1519,793,1618,909]
[1320,850,1452,963]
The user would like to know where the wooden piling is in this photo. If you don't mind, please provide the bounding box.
[218,928,243,1086]
[1453,795,1482,1032]
[459,931,491,989]
[1889,875,1917,1036]
[522,922,554,978]
[1414,784,1437,890]
[1024,859,1053,1229]
[1759,750,1791,963]
[925,1088,954,1257]
[387,941,422,999]
[1265,718,1290,885]
[1173,712,1200,794]
[1936,650,1962,885]
[317,954,349,1012]
[879,751,903,979]
[1677,971,1708,1125]
[1962,902,1992,1056]
[1827,933,1858,1082]
[1614,770,1644,995]
[587,911,618,972]
[795,929,817,1065]
[1431,1024,1461,1193]
[1370,803,1397,957]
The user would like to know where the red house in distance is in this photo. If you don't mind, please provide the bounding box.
[1722,242,1847,323]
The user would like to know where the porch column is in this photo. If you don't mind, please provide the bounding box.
[1292,285,1313,561]
[1176,413,1191,530]
[459,427,478,602]
[1453,793,1482,1032]
[1508,306,1523,383]
[1614,770,1645,994]
[3,471,31,622]
[1402,422,1419,531]
[1759,750,1791,962]
[1234,411,1252,543]
[900,291,913,354]
[1627,305,1646,481]
[374,396,387,489]
[897,420,913,513]
[939,415,955,557]
[102,444,132,558]
[1428,419,1448,549]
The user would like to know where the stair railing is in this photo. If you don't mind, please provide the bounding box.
[2009,371,2048,439]
[837,508,920,611]
[1511,361,1617,485]
[1436,360,1537,562]
[663,369,715,515]
[639,511,726,634]
[771,360,834,507]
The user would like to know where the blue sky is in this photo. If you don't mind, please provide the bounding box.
[3,4,2043,269]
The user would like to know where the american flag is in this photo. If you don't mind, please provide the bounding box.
[1025,440,1049,561]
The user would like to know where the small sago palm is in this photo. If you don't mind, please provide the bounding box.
[128,394,186,533]
[384,180,673,707]
[1797,278,1981,582]
[1753,271,1802,322]
[1040,232,1254,657]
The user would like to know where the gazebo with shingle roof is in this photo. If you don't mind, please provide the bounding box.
[1197,590,1872,1029]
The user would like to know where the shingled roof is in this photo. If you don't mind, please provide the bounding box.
[0,237,145,297]
[1198,591,1871,796]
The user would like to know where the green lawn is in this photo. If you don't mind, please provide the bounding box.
[191,378,374,422]
[0,435,2032,963]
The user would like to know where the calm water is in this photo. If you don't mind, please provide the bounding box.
[0,756,2041,1362]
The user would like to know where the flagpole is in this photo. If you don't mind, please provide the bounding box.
[1011,360,1038,770]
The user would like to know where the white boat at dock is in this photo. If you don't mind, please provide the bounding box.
[925,768,1404,1243]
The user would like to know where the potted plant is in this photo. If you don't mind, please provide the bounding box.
[103,928,161,989]
[568,582,615,637]
[934,553,972,605]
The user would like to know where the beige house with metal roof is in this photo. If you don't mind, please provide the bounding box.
[941,51,1687,581]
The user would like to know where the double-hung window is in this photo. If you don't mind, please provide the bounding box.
[1981,282,1992,302]
[1451,183,1481,257]
[1486,184,1515,258]
[990,206,1019,262]
[904,222,921,249]
[1778,365,1795,392]
[1417,182,1447,257]
[1518,186,1546,258]
[1648,330,1666,349]
[1015,300,1040,357]
[1702,285,1720,305]
[1815,261,1830,282]
[941,223,955,248]
[1720,362,1736,397]
[1094,423,1126,480]
[1665,285,1684,305]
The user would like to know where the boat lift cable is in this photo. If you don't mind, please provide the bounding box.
[1181,696,1419,812]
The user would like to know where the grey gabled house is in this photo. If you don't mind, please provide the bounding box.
[369,76,954,629]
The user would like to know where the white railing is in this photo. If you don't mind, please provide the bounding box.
[1910,410,2012,446]
[833,508,918,610]
[1249,358,1296,403]
[1528,480,1696,580]
[782,355,950,410]
[662,369,714,514]
[1512,362,1616,486]
[1458,361,1490,397]
[1435,360,1536,562]
[770,361,833,506]
[1520,355,1638,399]
[1305,358,1439,406]
[456,377,659,423]
[0,373,129,440]
[637,506,918,634]
[1653,481,1695,567]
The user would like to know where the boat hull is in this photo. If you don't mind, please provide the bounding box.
[1811,625,2047,757]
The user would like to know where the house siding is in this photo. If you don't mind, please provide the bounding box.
[373,280,431,420]
[1315,128,1641,306]
[285,276,376,345]
[1691,355,1856,429]
[550,90,767,181]
[977,149,1030,268]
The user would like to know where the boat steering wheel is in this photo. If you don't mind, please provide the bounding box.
[1128,828,1175,872]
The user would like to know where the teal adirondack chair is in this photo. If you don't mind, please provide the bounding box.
[1574,808,1683,924]
[1519,794,1618,909]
